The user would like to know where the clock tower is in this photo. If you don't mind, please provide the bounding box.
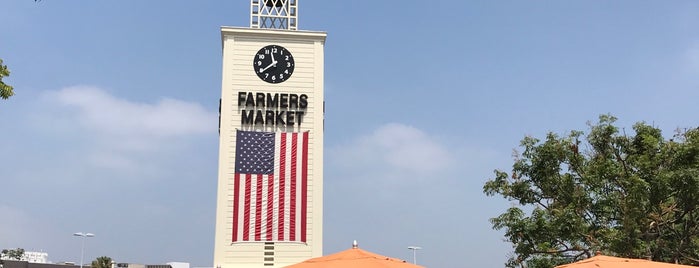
[213,1,326,267]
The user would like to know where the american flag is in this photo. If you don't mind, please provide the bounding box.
[232,130,308,243]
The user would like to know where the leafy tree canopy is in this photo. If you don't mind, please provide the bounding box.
[1,248,25,260]
[92,256,113,268]
[0,59,14,100]
[484,115,699,268]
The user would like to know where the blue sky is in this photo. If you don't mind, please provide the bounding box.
[2,1,699,267]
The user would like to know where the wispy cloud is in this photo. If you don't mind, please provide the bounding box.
[329,123,453,182]
[13,86,218,181]
[46,86,214,139]
[323,123,507,266]
[0,86,218,263]
[43,86,217,168]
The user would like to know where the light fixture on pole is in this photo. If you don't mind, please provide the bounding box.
[407,246,422,265]
[73,232,95,268]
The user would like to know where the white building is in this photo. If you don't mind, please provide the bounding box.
[213,1,326,267]
[0,251,49,264]
[166,262,189,268]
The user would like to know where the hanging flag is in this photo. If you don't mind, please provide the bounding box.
[232,130,308,243]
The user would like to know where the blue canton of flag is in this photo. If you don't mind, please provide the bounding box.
[235,131,275,174]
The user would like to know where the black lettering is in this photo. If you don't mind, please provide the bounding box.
[286,111,295,125]
[299,94,308,109]
[266,93,279,108]
[280,94,288,108]
[275,110,286,125]
[289,94,298,109]
[265,110,275,125]
[295,111,305,126]
[254,110,265,125]
[245,92,255,108]
[241,110,254,124]
[256,93,265,107]
[238,92,247,107]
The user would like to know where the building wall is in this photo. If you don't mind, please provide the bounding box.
[213,27,326,268]
[165,262,188,268]
[1,251,48,264]
[22,252,48,264]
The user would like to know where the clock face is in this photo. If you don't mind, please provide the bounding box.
[253,45,295,84]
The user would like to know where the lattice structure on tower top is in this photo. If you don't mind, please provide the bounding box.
[251,0,298,30]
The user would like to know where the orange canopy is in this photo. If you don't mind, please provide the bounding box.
[285,246,424,268]
[556,254,697,268]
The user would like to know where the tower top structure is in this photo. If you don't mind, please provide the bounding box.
[251,0,298,30]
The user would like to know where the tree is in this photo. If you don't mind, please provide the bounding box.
[91,256,113,268]
[0,59,14,100]
[1,1,43,100]
[1,248,25,260]
[483,115,699,268]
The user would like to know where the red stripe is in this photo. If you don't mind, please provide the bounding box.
[243,174,251,241]
[278,133,286,240]
[301,132,308,242]
[266,174,273,241]
[232,173,240,242]
[290,133,297,240]
[255,174,263,241]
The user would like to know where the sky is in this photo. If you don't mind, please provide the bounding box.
[1,1,699,267]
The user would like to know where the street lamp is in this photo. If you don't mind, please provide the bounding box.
[407,246,422,265]
[73,232,95,268]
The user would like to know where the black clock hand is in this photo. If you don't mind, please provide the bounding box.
[260,59,278,72]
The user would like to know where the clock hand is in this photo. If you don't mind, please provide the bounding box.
[260,60,278,72]
[259,51,279,73]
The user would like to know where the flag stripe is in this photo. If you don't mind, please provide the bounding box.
[272,134,281,242]
[278,133,287,240]
[255,174,262,241]
[301,132,308,242]
[290,133,297,240]
[232,173,241,242]
[243,173,251,241]
[266,173,273,241]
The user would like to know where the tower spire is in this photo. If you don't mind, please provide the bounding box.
[251,0,298,30]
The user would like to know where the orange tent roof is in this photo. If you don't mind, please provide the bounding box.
[556,254,697,268]
[285,245,424,268]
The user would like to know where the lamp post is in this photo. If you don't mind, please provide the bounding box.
[407,246,422,265]
[73,232,94,268]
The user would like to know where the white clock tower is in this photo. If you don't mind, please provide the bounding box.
[213,1,326,268]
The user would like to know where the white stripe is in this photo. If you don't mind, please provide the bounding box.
[250,174,258,240]
[272,133,281,241]
[260,174,268,240]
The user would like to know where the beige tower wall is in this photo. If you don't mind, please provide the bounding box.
[214,27,326,268]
